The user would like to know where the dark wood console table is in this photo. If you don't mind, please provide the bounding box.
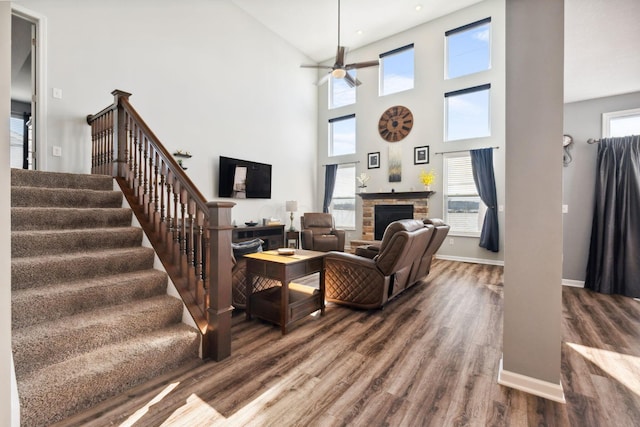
[232,224,284,251]
[244,249,325,334]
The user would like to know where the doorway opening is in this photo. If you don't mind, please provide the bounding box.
[11,6,45,170]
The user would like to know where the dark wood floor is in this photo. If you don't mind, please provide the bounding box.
[57,259,640,426]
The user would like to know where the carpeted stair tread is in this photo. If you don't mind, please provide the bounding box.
[13,294,184,377]
[12,269,168,329]
[12,247,155,290]
[11,169,201,426]
[11,168,113,190]
[17,323,199,427]
[11,227,143,258]
[11,185,123,208]
[11,206,132,231]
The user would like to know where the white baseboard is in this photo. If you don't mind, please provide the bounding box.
[497,357,566,403]
[562,279,585,288]
[435,254,504,266]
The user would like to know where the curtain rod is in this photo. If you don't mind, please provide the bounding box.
[587,138,600,144]
[434,146,500,155]
[322,160,361,166]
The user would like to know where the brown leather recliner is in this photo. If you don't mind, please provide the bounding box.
[324,219,433,309]
[414,218,450,279]
[300,213,345,252]
[353,218,450,286]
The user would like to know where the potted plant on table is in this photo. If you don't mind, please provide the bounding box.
[419,169,436,191]
[357,172,370,192]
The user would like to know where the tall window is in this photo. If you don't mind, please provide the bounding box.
[329,114,356,156]
[331,163,356,229]
[446,17,491,79]
[444,153,485,236]
[445,84,491,141]
[380,43,414,96]
[602,108,640,137]
[330,71,356,109]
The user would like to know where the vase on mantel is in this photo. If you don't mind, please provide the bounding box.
[424,185,431,191]
[360,186,367,193]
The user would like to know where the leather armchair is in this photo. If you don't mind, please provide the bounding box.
[414,218,450,279]
[324,219,433,309]
[300,213,346,252]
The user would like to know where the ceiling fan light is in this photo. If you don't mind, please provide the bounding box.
[332,68,347,79]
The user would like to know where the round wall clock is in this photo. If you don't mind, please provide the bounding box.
[378,105,413,142]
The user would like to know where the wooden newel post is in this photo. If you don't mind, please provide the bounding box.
[205,201,236,361]
[112,89,132,179]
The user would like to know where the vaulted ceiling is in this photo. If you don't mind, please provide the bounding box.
[232,0,640,103]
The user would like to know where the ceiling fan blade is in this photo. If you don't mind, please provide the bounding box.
[343,72,360,87]
[301,64,333,69]
[335,46,346,67]
[345,59,380,70]
[316,72,331,86]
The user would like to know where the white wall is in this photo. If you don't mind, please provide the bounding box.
[15,0,318,227]
[1,3,19,425]
[315,0,505,263]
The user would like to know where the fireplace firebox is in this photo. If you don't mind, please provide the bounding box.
[374,204,414,240]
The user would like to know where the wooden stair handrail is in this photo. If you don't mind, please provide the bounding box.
[87,90,234,361]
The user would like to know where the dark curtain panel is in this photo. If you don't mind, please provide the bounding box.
[585,135,640,298]
[322,164,338,213]
[470,148,499,252]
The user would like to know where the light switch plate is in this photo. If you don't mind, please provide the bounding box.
[52,146,62,157]
[52,88,63,99]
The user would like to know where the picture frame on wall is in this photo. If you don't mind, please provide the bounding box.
[414,146,430,165]
[368,152,380,169]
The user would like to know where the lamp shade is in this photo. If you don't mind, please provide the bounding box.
[286,200,298,212]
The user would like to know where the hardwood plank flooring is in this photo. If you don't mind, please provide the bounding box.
[54,260,640,426]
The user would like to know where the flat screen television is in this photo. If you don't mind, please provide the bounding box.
[218,156,272,199]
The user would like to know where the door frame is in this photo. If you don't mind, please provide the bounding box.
[11,4,46,170]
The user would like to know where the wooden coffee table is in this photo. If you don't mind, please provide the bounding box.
[244,249,325,334]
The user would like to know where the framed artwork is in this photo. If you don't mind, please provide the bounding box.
[414,145,430,165]
[367,152,380,169]
[388,145,402,182]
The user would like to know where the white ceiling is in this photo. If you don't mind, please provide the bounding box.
[231,0,640,103]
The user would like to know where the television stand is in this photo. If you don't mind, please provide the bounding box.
[232,224,285,251]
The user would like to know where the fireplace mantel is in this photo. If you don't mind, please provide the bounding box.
[358,191,434,200]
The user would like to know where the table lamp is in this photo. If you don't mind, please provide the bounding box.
[285,200,298,232]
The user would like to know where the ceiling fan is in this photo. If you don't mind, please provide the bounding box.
[300,0,379,87]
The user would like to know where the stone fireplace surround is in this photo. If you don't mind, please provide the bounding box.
[357,191,434,242]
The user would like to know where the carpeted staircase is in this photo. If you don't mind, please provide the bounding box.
[10,169,200,426]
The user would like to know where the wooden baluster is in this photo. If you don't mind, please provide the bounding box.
[136,129,144,202]
[108,111,114,176]
[142,135,150,208]
[152,151,161,232]
[187,199,197,291]
[103,112,110,175]
[145,144,154,218]
[179,188,188,277]
[172,178,180,264]
[159,161,168,242]
[127,117,135,187]
[164,169,174,252]
[195,210,205,306]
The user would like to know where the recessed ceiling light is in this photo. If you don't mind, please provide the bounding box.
[356,29,363,35]
[415,4,423,11]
